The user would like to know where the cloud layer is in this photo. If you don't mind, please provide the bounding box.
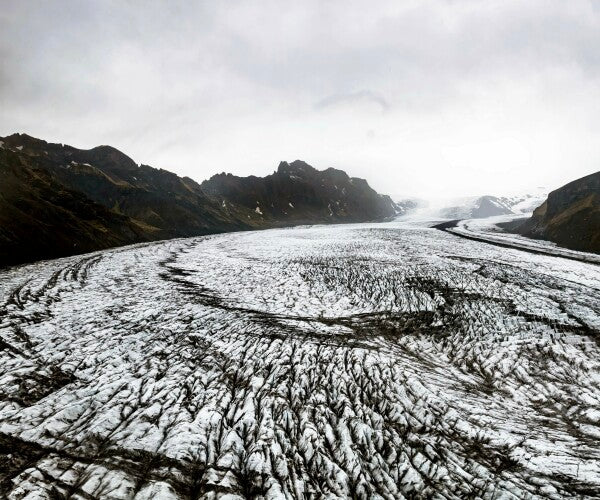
[1,0,599,198]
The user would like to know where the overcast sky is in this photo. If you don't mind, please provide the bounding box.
[1,0,599,198]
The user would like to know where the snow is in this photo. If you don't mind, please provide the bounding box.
[0,219,599,497]
[500,187,548,214]
[255,206,263,215]
[15,145,23,150]
[405,190,549,220]
[450,215,600,265]
[288,202,294,208]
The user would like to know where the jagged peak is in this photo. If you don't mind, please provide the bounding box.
[324,166,349,177]
[0,132,51,149]
[2,132,45,142]
[277,159,317,175]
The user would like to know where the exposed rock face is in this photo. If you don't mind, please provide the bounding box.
[0,134,397,266]
[0,147,154,267]
[514,171,599,253]
[0,134,248,241]
[201,160,397,225]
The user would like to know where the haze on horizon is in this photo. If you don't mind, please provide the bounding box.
[1,0,599,200]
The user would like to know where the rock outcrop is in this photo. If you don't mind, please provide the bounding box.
[513,171,599,253]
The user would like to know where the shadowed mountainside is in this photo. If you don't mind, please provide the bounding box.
[0,133,397,266]
[201,160,398,225]
[508,171,599,253]
[0,147,155,267]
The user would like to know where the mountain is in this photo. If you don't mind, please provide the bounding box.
[508,171,599,253]
[497,188,548,214]
[392,198,421,216]
[434,189,549,220]
[440,195,515,219]
[0,133,396,267]
[0,146,155,266]
[0,134,249,239]
[201,160,397,225]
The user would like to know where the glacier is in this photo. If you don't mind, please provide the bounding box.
[0,219,599,498]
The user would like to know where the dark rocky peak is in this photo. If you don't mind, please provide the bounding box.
[0,133,64,156]
[276,161,290,174]
[75,145,138,172]
[203,171,260,188]
[324,167,350,180]
[276,161,366,189]
[0,133,139,175]
[1,132,48,149]
[277,160,317,177]
[202,159,397,223]
[201,172,258,198]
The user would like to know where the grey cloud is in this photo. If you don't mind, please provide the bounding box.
[1,0,599,198]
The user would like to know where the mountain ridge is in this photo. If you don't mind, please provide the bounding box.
[0,133,397,266]
[201,159,398,225]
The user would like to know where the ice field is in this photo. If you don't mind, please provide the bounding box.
[1,220,599,499]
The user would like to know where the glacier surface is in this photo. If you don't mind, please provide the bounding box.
[0,220,599,499]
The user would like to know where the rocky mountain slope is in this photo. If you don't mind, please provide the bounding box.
[511,171,599,253]
[0,147,155,266]
[201,160,398,225]
[0,133,396,266]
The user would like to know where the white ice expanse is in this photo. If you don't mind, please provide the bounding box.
[0,220,599,498]
[450,215,600,265]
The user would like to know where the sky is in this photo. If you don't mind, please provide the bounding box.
[1,0,599,199]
